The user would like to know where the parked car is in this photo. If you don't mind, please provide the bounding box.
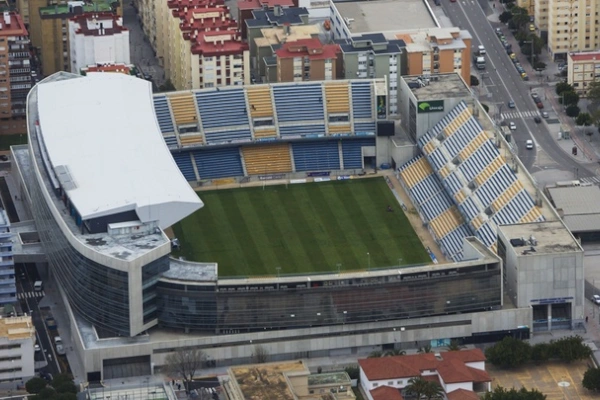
[56,343,65,356]
[541,111,549,118]
[534,116,542,123]
[529,24,535,31]
[509,121,517,130]
[526,139,534,149]
[531,93,540,101]
[54,336,62,345]
[34,344,40,352]
[593,294,600,304]
[536,101,544,109]
[508,100,515,108]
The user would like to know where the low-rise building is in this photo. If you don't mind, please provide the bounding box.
[237,0,294,40]
[358,349,491,400]
[225,360,355,400]
[68,12,130,75]
[566,51,600,96]
[274,38,341,82]
[80,63,138,76]
[0,316,35,383]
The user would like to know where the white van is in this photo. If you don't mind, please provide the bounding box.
[33,281,43,291]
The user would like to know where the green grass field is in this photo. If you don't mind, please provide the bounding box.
[172,177,430,277]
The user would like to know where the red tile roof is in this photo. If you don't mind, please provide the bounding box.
[569,51,600,62]
[190,30,247,56]
[446,388,480,400]
[371,386,404,400]
[70,12,127,36]
[237,0,294,11]
[275,38,340,60]
[358,349,487,381]
[0,12,28,37]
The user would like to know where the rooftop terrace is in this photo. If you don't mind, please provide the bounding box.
[40,0,118,17]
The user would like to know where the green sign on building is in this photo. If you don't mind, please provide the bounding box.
[417,100,445,113]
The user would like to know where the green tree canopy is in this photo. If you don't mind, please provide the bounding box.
[26,377,48,394]
[499,11,513,24]
[470,75,480,86]
[576,112,593,126]
[482,386,546,400]
[550,336,592,362]
[556,82,574,96]
[485,337,532,368]
[583,367,600,391]
[530,343,552,364]
[566,104,581,118]
[562,90,580,106]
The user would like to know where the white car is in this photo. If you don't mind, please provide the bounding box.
[34,344,40,352]
[593,295,600,305]
[56,343,65,355]
[526,140,534,149]
[509,122,517,130]
[54,336,62,345]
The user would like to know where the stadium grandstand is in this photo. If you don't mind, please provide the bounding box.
[9,71,583,381]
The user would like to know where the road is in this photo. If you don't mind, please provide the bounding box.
[16,263,60,378]
[440,0,595,179]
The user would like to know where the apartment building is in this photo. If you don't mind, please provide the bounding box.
[397,27,472,86]
[0,316,35,383]
[567,51,600,96]
[255,24,319,78]
[238,0,294,39]
[540,0,600,60]
[275,37,341,82]
[69,12,130,74]
[81,63,137,75]
[156,0,248,90]
[338,34,405,115]
[29,0,121,75]
[0,210,14,305]
[0,12,31,135]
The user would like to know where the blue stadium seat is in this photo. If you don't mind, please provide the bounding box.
[153,96,175,134]
[279,124,326,137]
[354,122,376,135]
[195,89,249,130]
[164,135,178,149]
[292,141,340,171]
[273,84,325,122]
[204,129,253,145]
[171,152,196,181]
[193,147,243,179]
[342,138,375,169]
[351,82,373,119]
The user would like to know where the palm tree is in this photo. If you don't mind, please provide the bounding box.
[368,351,383,358]
[384,349,406,357]
[446,339,465,351]
[422,381,444,399]
[404,377,429,399]
[418,344,432,353]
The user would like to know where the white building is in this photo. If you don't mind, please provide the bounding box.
[0,316,35,383]
[68,12,130,74]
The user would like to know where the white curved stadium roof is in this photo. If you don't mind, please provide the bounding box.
[36,73,203,229]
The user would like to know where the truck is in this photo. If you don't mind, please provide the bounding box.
[477,45,486,55]
[474,55,486,70]
[45,317,57,331]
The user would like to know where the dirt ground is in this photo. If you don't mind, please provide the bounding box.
[488,360,595,400]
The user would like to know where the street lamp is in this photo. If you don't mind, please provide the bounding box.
[367,252,370,269]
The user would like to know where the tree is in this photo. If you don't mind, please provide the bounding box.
[550,336,592,362]
[576,112,593,126]
[482,386,546,400]
[50,374,74,391]
[446,339,464,351]
[54,382,77,394]
[555,82,573,96]
[587,81,600,112]
[252,344,269,364]
[384,349,406,356]
[164,348,206,392]
[54,394,77,400]
[566,104,581,118]
[562,90,580,106]
[368,351,383,358]
[511,6,530,28]
[485,337,531,368]
[26,377,48,394]
[470,75,480,86]
[418,344,432,353]
[344,365,360,381]
[499,11,513,23]
[530,343,552,364]
[33,387,57,400]
[404,377,430,399]
[583,367,600,391]
[422,381,444,399]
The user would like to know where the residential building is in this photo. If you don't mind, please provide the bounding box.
[254,24,320,78]
[159,1,248,90]
[0,12,31,135]
[80,62,137,75]
[358,349,491,400]
[338,34,405,115]
[274,37,341,82]
[224,361,355,400]
[397,27,472,86]
[540,0,600,60]
[0,209,14,305]
[0,316,35,383]
[237,0,294,39]
[68,12,130,74]
[29,0,121,76]
[246,6,310,70]
[566,51,600,96]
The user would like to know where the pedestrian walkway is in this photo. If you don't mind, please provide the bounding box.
[579,176,600,185]
[501,110,542,120]
[17,290,44,300]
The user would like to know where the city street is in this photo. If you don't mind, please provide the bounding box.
[440,0,597,180]
[122,1,165,88]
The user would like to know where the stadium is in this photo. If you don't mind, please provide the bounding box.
[10,71,583,380]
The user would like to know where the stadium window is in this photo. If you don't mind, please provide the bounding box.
[178,124,198,134]
[329,114,349,123]
[253,118,273,127]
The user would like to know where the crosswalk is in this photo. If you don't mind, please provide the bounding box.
[17,291,45,300]
[501,110,540,120]
[579,177,600,185]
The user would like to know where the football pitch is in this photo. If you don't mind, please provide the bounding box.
[172,177,430,277]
